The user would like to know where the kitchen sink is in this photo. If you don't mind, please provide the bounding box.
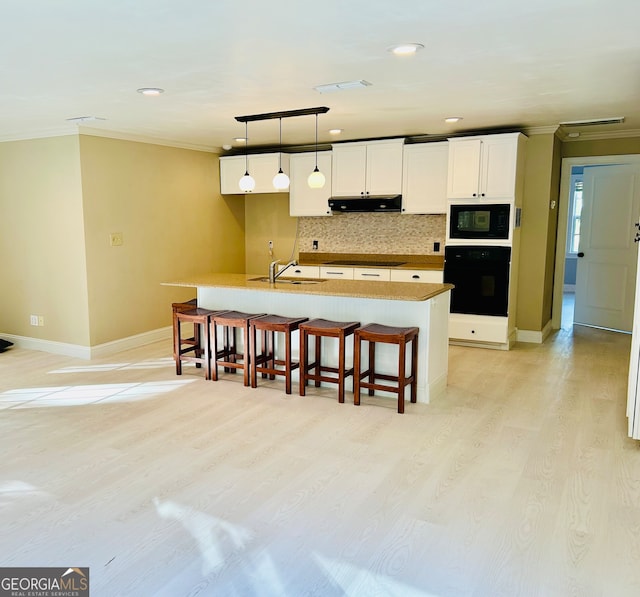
[249,276,325,285]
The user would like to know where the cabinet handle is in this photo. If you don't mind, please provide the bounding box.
[472,193,477,197]
[294,269,302,274]
[481,193,485,197]
[361,273,380,277]
[326,271,343,275]
[411,275,420,279]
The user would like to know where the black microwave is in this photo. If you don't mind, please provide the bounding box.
[449,203,511,240]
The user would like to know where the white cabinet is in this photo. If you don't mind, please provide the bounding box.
[401,142,448,214]
[277,264,321,278]
[289,151,332,216]
[446,133,525,201]
[448,314,509,345]
[319,266,355,280]
[220,153,290,194]
[390,269,443,283]
[331,139,404,197]
[353,268,391,282]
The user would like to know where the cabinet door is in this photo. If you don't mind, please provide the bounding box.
[250,154,289,194]
[446,138,482,199]
[331,144,367,196]
[289,152,332,216]
[390,269,443,283]
[220,155,247,194]
[480,136,519,200]
[353,268,391,281]
[319,266,355,280]
[402,142,448,214]
[278,264,320,278]
[366,142,404,195]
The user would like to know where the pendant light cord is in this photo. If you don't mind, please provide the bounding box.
[314,114,319,169]
[244,121,249,174]
[278,118,283,170]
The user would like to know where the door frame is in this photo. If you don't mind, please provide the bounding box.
[553,154,640,330]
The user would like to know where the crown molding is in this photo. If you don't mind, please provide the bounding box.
[0,125,219,153]
[523,125,560,136]
[557,128,640,142]
[0,127,77,143]
[77,127,218,153]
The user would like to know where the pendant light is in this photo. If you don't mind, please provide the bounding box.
[272,118,290,191]
[238,121,255,192]
[307,113,326,189]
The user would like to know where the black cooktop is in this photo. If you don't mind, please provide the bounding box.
[327,259,406,267]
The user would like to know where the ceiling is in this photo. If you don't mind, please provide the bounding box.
[2,0,639,152]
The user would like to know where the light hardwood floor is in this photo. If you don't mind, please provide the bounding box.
[1,321,639,596]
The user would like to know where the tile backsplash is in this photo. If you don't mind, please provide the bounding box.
[299,213,446,254]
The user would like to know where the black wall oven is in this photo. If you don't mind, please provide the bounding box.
[449,203,511,241]
[444,245,511,317]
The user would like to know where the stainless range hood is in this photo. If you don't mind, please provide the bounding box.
[328,195,402,213]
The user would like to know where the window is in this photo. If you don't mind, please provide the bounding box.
[567,176,583,254]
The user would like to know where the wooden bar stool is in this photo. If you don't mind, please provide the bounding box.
[299,318,360,403]
[353,324,419,414]
[211,310,266,386]
[172,298,200,364]
[174,307,222,380]
[249,315,309,394]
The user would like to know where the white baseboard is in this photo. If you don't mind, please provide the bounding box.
[516,320,553,344]
[0,327,172,360]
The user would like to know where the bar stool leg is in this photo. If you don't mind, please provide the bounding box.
[353,333,361,406]
[211,319,219,381]
[368,341,376,396]
[411,335,418,404]
[175,318,183,375]
[337,332,346,403]
[300,329,308,396]
[314,335,321,388]
[398,339,406,414]
[284,328,292,394]
[250,323,258,388]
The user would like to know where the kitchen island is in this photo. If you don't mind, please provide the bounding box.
[163,273,452,404]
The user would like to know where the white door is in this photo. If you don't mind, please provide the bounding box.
[574,164,640,331]
[627,253,640,439]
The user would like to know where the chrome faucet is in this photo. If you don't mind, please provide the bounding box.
[269,259,298,283]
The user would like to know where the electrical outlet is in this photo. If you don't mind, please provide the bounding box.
[434,241,441,252]
[110,232,123,247]
[312,240,319,250]
[30,315,38,326]
[38,316,44,326]
[268,240,273,250]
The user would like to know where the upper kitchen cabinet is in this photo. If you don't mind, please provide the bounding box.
[446,133,526,201]
[331,139,404,197]
[220,153,290,194]
[401,142,448,214]
[289,151,333,216]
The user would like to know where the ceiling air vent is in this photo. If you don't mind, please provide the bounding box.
[559,117,625,127]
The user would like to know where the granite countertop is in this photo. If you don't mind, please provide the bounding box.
[298,252,444,270]
[163,273,453,302]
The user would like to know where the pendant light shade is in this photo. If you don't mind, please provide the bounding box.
[238,121,255,192]
[308,167,326,189]
[272,118,290,190]
[308,113,325,189]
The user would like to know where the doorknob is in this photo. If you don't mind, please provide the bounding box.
[577,252,585,257]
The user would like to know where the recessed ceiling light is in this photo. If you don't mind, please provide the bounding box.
[329,129,343,135]
[137,87,164,96]
[445,117,463,123]
[388,43,424,56]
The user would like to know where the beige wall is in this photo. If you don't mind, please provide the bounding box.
[243,193,297,274]
[0,134,246,349]
[562,137,640,158]
[79,135,245,345]
[516,133,561,332]
[0,136,90,345]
